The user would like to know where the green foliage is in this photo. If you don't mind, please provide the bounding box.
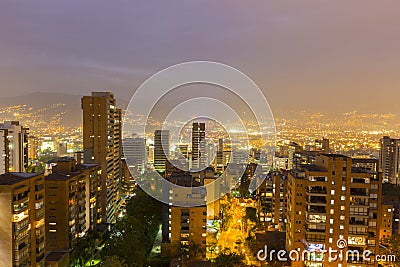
[244,207,258,223]
[38,148,58,163]
[181,241,205,259]
[381,234,400,267]
[238,180,251,198]
[101,187,162,267]
[27,162,44,173]
[102,256,127,267]
[70,231,97,266]
[262,203,273,214]
[213,249,246,267]
[244,235,258,256]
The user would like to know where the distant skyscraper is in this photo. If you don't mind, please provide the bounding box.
[123,137,146,175]
[82,92,122,223]
[191,122,205,170]
[154,130,169,172]
[28,135,39,160]
[0,172,46,267]
[379,136,400,184]
[0,121,29,174]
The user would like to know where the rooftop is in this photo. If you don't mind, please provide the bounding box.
[351,167,376,174]
[46,172,81,181]
[321,153,349,159]
[0,172,41,185]
[300,164,328,172]
[75,163,99,170]
[47,156,75,164]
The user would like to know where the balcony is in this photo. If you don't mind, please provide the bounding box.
[349,200,368,206]
[36,253,45,263]
[13,201,29,213]
[307,206,326,214]
[15,242,28,252]
[35,184,45,192]
[14,228,29,242]
[13,192,29,203]
[306,237,325,243]
[35,210,45,220]
[349,211,368,217]
[307,196,327,205]
[350,188,368,196]
[306,228,326,234]
[306,186,327,195]
[352,178,367,184]
[349,219,368,226]
[348,230,367,235]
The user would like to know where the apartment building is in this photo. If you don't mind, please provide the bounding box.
[45,158,101,251]
[0,172,46,267]
[286,154,382,267]
[82,92,122,223]
[0,121,29,174]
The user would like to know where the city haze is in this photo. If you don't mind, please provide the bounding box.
[1,1,400,114]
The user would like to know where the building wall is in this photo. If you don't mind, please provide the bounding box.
[170,206,207,258]
[0,173,46,267]
[380,136,400,184]
[380,204,393,241]
[286,155,382,267]
[46,178,72,251]
[0,191,12,267]
[82,92,121,223]
[0,122,29,175]
[154,130,169,172]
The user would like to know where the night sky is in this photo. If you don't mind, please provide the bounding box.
[1,1,399,113]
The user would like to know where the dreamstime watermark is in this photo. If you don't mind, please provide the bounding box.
[122,61,276,207]
[257,239,396,263]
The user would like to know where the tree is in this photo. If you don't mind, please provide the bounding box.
[101,187,162,266]
[380,234,400,267]
[244,207,258,223]
[70,233,97,266]
[262,203,273,214]
[214,249,246,267]
[178,242,205,259]
[102,216,147,266]
[102,256,127,267]
[244,235,258,256]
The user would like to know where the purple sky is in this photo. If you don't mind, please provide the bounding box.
[0,1,399,114]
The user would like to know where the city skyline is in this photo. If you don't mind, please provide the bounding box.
[1,1,400,266]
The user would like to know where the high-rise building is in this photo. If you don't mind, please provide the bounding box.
[257,171,288,229]
[45,158,101,251]
[169,185,207,259]
[379,204,394,241]
[379,136,400,184]
[28,135,39,160]
[191,122,205,170]
[0,121,29,174]
[286,154,382,267]
[315,138,330,154]
[216,138,231,173]
[122,137,146,175]
[82,92,122,223]
[0,172,46,267]
[154,130,169,172]
[161,163,208,259]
